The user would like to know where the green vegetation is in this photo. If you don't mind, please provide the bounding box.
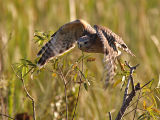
[0,0,160,119]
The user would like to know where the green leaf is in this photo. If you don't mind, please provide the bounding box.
[22,66,27,77]
[149,111,156,120]
[20,59,36,67]
[38,40,44,46]
[21,66,30,78]
[148,79,154,88]
[20,59,32,64]
[155,88,160,94]
[53,59,59,69]
[152,95,157,108]
[85,69,88,78]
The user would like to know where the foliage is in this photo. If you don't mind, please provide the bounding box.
[0,0,160,120]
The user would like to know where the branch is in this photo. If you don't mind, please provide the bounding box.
[125,61,139,91]
[108,112,112,120]
[11,65,36,120]
[72,53,84,120]
[123,108,146,117]
[71,78,82,120]
[133,91,141,120]
[123,74,131,106]
[140,79,154,89]
[58,66,68,120]
[115,62,140,120]
[0,113,16,120]
[124,79,154,110]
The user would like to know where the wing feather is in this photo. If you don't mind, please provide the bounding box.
[94,25,118,87]
[37,19,93,66]
[94,25,135,56]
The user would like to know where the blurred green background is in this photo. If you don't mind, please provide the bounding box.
[0,0,160,119]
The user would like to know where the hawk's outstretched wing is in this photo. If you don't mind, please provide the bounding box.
[37,19,95,66]
[94,25,118,87]
[94,25,135,57]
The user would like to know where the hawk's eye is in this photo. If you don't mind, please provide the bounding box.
[84,41,88,44]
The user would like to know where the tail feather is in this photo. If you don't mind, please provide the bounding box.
[37,41,51,57]
[37,56,47,66]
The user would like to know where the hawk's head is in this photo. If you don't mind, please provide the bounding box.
[78,35,95,51]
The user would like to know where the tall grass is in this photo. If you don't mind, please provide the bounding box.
[0,0,160,119]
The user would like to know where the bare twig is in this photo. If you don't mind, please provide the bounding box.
[115,62,140,120]
[71,79,82,120]
[140,79,154,89]
[123,108,146,117]
[125,61,139,91]
[133,91,141,120]
[11,65,36,120]
[58,66,68,120]
[126,79,154,109]
[0,113,16,120]
[72,53,84,120]
[108,112,112,120]
[64,83,68,120]
[115,77,154,120]
[123,75,131,106]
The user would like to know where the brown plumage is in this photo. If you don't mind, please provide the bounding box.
[37,19,135,87]
[94,25,119,87]
[37,19,96,66]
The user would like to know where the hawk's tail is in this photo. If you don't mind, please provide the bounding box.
[37,41,51,57]
[37,40,56,67]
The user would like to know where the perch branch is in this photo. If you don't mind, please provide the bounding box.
[11,65,36,120]
[123,79,154,112]
[123,74,131,106]
[119,79,153,120]
[115,62,140,120]
[133,91,141,120]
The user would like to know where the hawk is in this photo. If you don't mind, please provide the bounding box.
[37,19,134,86]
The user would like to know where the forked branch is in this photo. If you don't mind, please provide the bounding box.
[115,62,140,120]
